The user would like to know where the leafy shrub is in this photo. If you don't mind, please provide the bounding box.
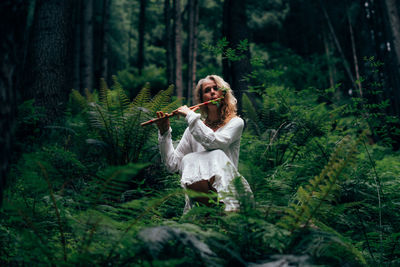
[71,76,181,165]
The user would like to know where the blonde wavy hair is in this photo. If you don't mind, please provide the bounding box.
[194,75,237,123]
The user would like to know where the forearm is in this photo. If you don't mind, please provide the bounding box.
[158,128,179,173]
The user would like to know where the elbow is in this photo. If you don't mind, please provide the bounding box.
[165,164,178,173]
[203,142,228,151]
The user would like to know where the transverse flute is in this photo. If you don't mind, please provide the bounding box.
[140,97,224,127]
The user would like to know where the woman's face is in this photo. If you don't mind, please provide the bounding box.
[202,80,223,102]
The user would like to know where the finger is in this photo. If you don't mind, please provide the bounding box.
[192,106,200,112]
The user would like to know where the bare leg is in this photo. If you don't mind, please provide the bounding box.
[187,176,217,206]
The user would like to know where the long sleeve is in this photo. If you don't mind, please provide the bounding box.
[185,110,244,151]
[158,127,192,173]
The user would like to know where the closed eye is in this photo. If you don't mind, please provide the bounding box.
[204,86,219,93]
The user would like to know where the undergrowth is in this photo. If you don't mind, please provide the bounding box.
[2,58,400,266]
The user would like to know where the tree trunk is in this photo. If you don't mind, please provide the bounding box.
[0,0,30,205]
[101,0,110,81]
[319,0,357,92]
[322,27,335,89]
[164,0,174,85]
[173,0,183,98]
[347,6,363,97]
[22,0,74,123]
[385,0,400,74]
[187,0,199,105]
[137,0,146,75]
[128,2,135,67]
[81,0,94,91]
[72,0,81,91]
[222,0,231,85]
[384,0,400,117]
[222,0,252,115]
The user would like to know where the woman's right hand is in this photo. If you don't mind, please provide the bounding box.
[156,111,170,135]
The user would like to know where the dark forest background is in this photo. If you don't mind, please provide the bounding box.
[1,0,400,266]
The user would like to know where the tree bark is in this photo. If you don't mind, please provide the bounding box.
[322,27,335,89]
[347,5,363,97]
[128,2,135,67]
[319,0,357,93]
[384,0,400,117]
[222,0,231,85]
[72,0,81,91]
[101,0,110,81]
[0,0,30,205]
[164,0,174,85]
[187,0,199,105]
[81,0,94,91]
[137,0,146,75]
[222,0,252,115]
[385,0,400,76]
[22,0,74,123]
[173,0,183,98]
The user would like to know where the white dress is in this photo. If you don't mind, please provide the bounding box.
[158,110,252,212]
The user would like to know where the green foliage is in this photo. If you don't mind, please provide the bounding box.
[117,65,168,97]
[247,43,338,92]
[279,134,363,232]
[14,99,46,151]
[5,34,400,267]
[342,56,400,148]
[203,37,249,62]
[242,85,333,169]
[72,76,180,165]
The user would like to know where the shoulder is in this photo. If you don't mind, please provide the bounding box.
[225,116,244,129]
[228,116,244,125]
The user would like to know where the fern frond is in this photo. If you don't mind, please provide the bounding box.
[146,85,175,112]
[279,132,366,233]
[84,80,175,164]
[132,84,151,108]
[112,76,130,112]
[162,98,182,113]
[99,78,111,110]
[92,163,149,203]
[70,89,88,110]
[242,93,262,136]
[85,88,95,102]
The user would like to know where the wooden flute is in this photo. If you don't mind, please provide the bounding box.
[140,97,224,127]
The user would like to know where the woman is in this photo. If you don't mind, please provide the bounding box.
[156,75,252,212]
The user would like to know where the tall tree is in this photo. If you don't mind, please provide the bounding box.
[322,27,336,90]
[187,0,199,105]
[164,0,174,85]
[137,0,147,75]
[0,0,30,205]
[319,0,357,93]
[101,0,111,80]
[22,0,74,122]
[81,0,94,91]
[173,0,183,98]
[347,2,363,96]
[384,0,400,116]
[222,0,252,115]
[384,0,400,76]
[72,0,82,90]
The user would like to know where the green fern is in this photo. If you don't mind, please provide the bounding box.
[84,77,180,165]
[242,93,262,136]
[279,133,366,233]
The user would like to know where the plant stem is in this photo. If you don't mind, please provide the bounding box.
[38,161,67,262]
[362,139,383,264]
